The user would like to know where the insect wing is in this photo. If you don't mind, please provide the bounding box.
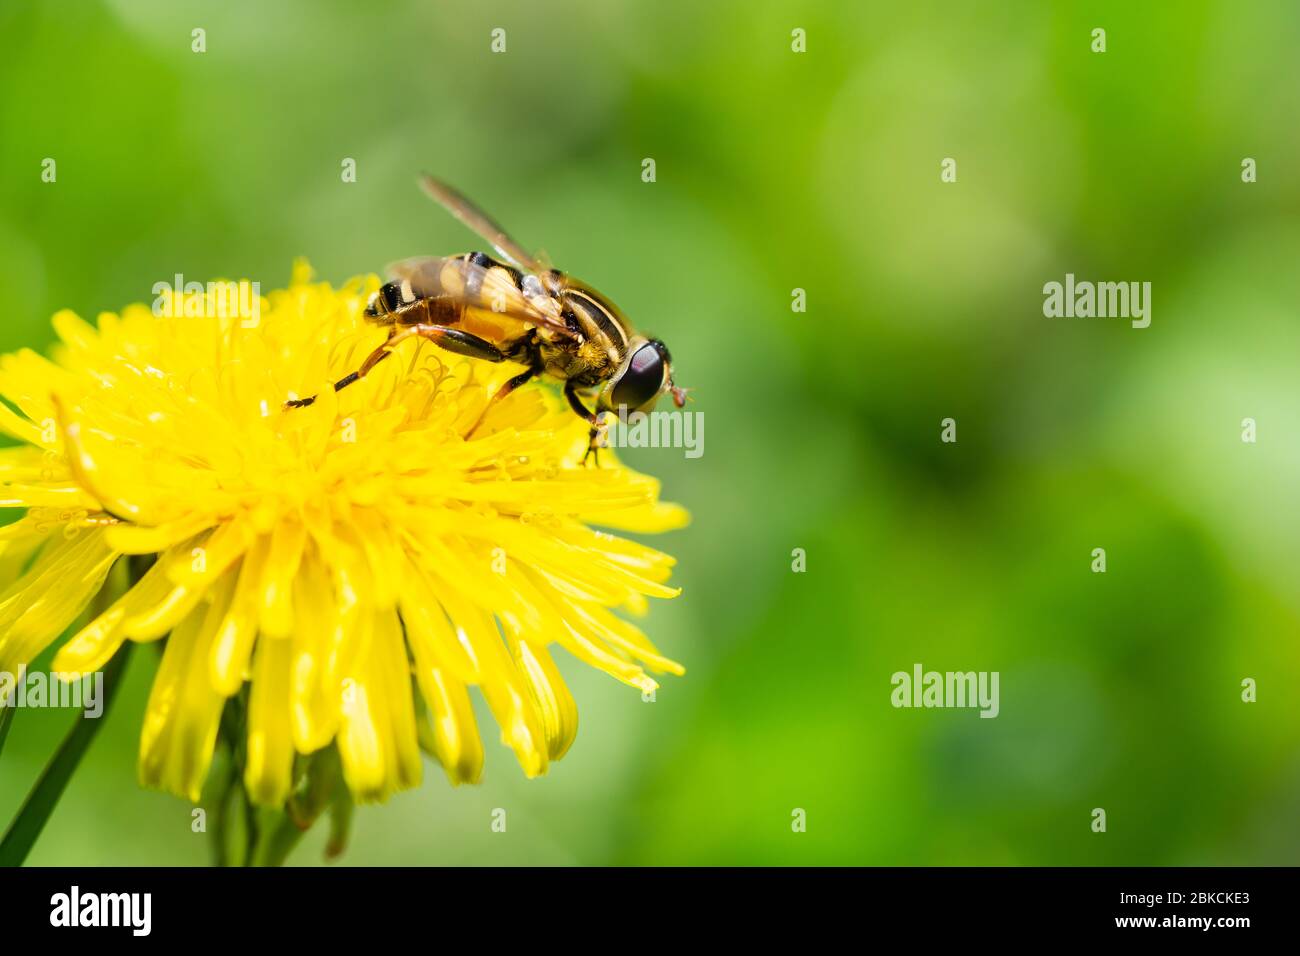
[419,174,544,273]
[385,256,576,340]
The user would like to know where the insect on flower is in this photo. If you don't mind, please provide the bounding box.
[286,175,689,461]
[0,259,689,815]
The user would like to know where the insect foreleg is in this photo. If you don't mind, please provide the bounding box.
[564,382,607,466]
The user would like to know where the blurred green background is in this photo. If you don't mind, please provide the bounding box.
[3,0,1300,865]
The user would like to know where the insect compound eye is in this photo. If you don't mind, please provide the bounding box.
[610,342,668,412]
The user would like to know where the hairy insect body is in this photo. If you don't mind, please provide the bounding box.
[285,176,686,461]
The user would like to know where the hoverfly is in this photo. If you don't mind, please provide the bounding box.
[286,175,686,461]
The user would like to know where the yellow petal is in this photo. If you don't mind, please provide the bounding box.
[53,556,176,674]
[103,513,215,555]
[258,518,305,638]
[397,561,477,683]
[373,610,421,791]
[512,638,578,761]
[337,610,414,802]
[209,536,270,695]
[439,589,548,778]
[0,529,117,681]
[138,592,230,801]
[337,607,425,799]
[244,635,295,806]
[288,554,343,752]
[413,666,483,785]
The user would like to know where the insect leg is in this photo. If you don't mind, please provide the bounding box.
[465,368,537,439]
[284,324,507,408]
[564,382,607,466]
[414,325,508,363]
[285,327,410,408]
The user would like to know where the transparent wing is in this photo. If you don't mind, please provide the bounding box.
[385,255,577,340]
[418,174,545,272]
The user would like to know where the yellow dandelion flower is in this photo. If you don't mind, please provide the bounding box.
[0,261,687,806]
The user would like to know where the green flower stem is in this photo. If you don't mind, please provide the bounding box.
[209,748,239,867]
[0,643,133,867]
[252,809,307,867]
[0,701,14,761]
